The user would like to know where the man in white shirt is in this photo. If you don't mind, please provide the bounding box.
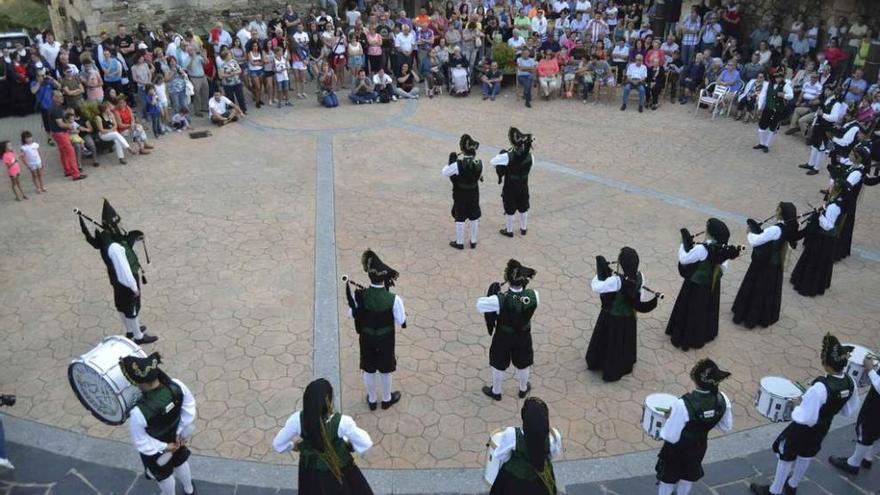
[786,72,824,136]
[208,90,242,125]
[39,31,62,71]
[531,10,548,39]
[393,24,416,76]
[621,55,648,112]
[248,13,269,40]
[372,68,395,101]
[236,20,252,48]
[211,22,233,53]
[507,31,526,55]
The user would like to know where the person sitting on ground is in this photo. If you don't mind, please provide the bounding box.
[372,68,395,102]
[394,63,420,99]
[481,60,503,101]
[208,90,243,126]
[349,69,378,104]
[171,108,192,131]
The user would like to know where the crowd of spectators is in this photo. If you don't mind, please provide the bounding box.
[1,0,880,198]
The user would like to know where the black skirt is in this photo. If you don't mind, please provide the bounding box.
[490,465,556,495]
[665,281,720,351]
[731,259,784,329]
[834,198,858,262]
[655,438,709,483]
[298,462,374,495]
[585,311,637,382]
[790,232,835,297]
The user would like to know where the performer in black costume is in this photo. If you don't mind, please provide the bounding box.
[789,187,847,297]
[120,352,197,495]
[346,250,406,411]
[477,259,538,401]
[492,127,534,238]
[750,334,860,495]
[585,247,659,382]
[731,202,799,329]
[828,137,868,261]
[666,219,740,351]
[442,134,483,249]
[753,71,793,154]
[655,359,733,495]
[829,353,880,475]
[272,378,375,495]
[490,397,561,495]
[80,199,158,344]
[799,86,847,175]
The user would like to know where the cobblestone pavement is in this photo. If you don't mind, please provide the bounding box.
[0,91,879,473]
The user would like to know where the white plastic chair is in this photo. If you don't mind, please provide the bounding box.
[696,82,730,119]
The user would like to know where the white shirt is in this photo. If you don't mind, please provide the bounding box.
[575,0,592,13]
[747,225,781,247]
[678,243,729,273]
[791,374,860,427]
[108,243,138,293]
[215,30,233,50]
[394,32,416,53]
[346,283,406,325]
[272,411,373,456]
[869,369,880,395]
[274,56,290,81]
[476,286,540,313]
[492,427,562,465]
[128,379,196,456]
[818,202,842,232]
[490,151,534,168]
[248,21,269,40]
[800,81,823,102]
[508,36,525,50]
[39,41,61,70]
[208,96,234,116]
[757,81,793,111]
[659,391,733,444]
[531,16,548,36]
[625,63,647,82]
[611,45,630,62]
[19,142,40,166]
[832,122,860,148]
[372,73,393,86]
[820,98,847,124]
[236,28,252,47]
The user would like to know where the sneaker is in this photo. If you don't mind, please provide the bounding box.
[0,458,14,470]
[518,382,531,399]
[381,391,401,410]
[482,385,502,401]
[829,455,859,475]
[499,229,514,238]
[449,241,464,250]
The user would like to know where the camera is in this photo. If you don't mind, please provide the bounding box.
[0,395,16,407]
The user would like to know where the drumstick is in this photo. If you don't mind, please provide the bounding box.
[794,382,807,393]
[656,407,671,414]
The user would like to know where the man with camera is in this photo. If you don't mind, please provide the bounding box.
[0,393,15,470]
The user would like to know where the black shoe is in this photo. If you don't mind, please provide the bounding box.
[861,459,872,469]
[749,483,772,495]
[482,386,502,401]
[782,480,797,495]
[470,242,477,249]
[638,105,643,113]
[367,396,377,411]
[753,144,765,150]
[518,382,531,399]
[829,455,859,475]
[134,334,158,345]
[499,229,514,238]
[449,241,464,250]
[806,169,819,175]
[620,104,626,111]
[525,101,532,108]
[381,391,401,410]
[520,229,527,236]
[763,146,769,153]
[797,163,813,169]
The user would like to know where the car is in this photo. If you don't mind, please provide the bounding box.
[0,31,33,51]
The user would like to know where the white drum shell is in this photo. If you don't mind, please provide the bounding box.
[754,376,802,423]
[641,393,677,440]
[68,335,147,425]
[844,344,874,388]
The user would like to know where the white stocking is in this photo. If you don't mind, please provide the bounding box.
[808,147,819,168]
[514,367,529,392]
[676,480,693,495]
[519,211,528,231]
[491,367,505,395]
[505,215,514,233]
[849,444,872,467]
[121,313,144,339]
[379,373,392,402]
[363,372,377,403]
[174,461,194,494]
[158,476,176,495]
[657,482,674,495]
[769,459,793,494]
[470,220,479,244]
[758,129,767,146]
[870,442,879,458]
[455,222,465,245]
[766,131,776,149]
[788,456,811,488]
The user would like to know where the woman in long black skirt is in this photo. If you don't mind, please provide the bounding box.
[790,190,847,297]
[666,218,741,351]
[272,379,375,495]
[830,143,868,262]
[586,247,659,382]
[732,202,798,329]
[490,397,561,495]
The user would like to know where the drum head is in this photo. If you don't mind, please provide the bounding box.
[845,344,871,364]
[489,428,506,448]
[760,376,802,398]
[645,393,677,413]
[68,361,130,425]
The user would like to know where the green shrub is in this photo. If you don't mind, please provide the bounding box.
[492,43,516,74]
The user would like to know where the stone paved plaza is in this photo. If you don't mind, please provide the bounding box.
[1,91,879,490]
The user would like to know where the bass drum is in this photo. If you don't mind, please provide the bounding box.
[68,335,147,425]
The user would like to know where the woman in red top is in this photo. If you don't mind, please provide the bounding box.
[645,39,666,111]
[112,98,151,155]
[537,51,561,100]
[203,44,217,96]
[823,38,848,77]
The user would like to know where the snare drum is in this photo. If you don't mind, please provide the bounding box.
[68,335,147,425]
[484,427,562,485]
[641,393,677,440]
[844,343,876,388]
[754,376,803,423]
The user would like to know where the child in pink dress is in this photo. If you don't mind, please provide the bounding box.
[2,140,27,201]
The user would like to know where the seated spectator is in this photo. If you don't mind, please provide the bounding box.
[786,72,823,136]
[610,39,630,84]
[508,31,526,56]
[560,51,579,98]
[734,72,766,122]
[517,49,537,108]
[171,108,193,131]
[679,52,706,104]
[741,53,763,83]
[349,69,378,104]
[789,61,816,95]
[665,51,685,102]
[481,61,503,101]
[394,63,420,99]
[843,68,867,105]
[372,68,395,102]
[95,102,133,164]
[208,90,243,125]
[318,61,339,107]
[112,97,151,155]
[855,96,875,125]
[425,48,447,98]
[537,51,561,100]
[72,108,99,167]
[621,54,647,112]
[449,47,471,97]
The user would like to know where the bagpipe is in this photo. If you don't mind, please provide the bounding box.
[604,261,664,299]
[74,208,150,283]
[683,229,746,252]
[341,274,405,330]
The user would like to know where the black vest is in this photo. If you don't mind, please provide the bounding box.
[137,378,184,444]
[813,375,854,430]
[506,149,533,180]
[679,391,726,445]
[451,156,482,191]
[354,287,395,337]
[496,289,537,334]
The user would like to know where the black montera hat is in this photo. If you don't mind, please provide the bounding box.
[361,249,399,286]
[690,358,731,391]
[618,247,639,279]
[460,134,479,154]
[821,333,854,372]
[706,218,730,244]
[504,259,536,287]
[101,198,121,228]
[120,352,162,384]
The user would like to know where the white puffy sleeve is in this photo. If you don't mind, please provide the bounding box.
[272,411,302,453]
[840,376,861,418]
[476,294,500,314]
[490,152,509,167]
[173,379,197,435]
[818,203,841,231]
[338,414,374,456]
[678,243,708,265]
[747,225,782,247]
[491,427,517,464]
[717,392,733,433]
[791,382,826,427]
[658,398,688,444]
[591,274,621,294]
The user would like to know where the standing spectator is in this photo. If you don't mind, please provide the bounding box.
[218,47,247,114]
[19,131,47,193]
[209,21,233,54]
[100,48,126,99]
[144,84,164,137]
[249,13,269,41]
[245,41,264,107]
[621,54,647,112]
[756,40,773,67]
[261,43,277,105]
[790,29,810,60]
[365,25,384,75]
[114,24,136,65]
[151,74,170,132]
[847,16,868,61]
[349,69,377,104]
[586,12,609,45]
[164,57,188,114]
[236,20,252,48]
[131,52,154,117]
[699,12,722,53]
[329,28,348,91]
[481,60,502,101]
[348,34,365,83]
[30,70,60,145]
[273,46,291,107]
[60,67,85,109]
[610,39,630,83]
[664,0,683,38]
[531,10,549,41]
[823,38,848,78]
[415,24,434,76]
[517,48,537,108]
[80,53,104,102]
[39,31,62,72]
[48,91,85,180]
[3,140,27,201]
[720,1,740,38]
[282,4,300,37]
[184,44,208,117]
[749,21,770,53]
[393,24,416,76]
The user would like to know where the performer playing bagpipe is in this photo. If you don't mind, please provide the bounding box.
[731,202,799,329]
[750,334,860,495]
[345,250,406,411]
[655,359,733,495]
[79,199,158,344]
[799,86,846,174]
[789,187,848,297]
[442,134,483,250]
[666,219,740,351]
[585,247,659,382]
[477,259,538,401]
[829,137,869,261]
[272,378,375,495]
[490,397,561,495]
[829,353,880,475]
[120,353,197,495]
[753,71,793,154]
[492,127,534,238]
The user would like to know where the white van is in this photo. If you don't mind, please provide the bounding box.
[0,31,34,50]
